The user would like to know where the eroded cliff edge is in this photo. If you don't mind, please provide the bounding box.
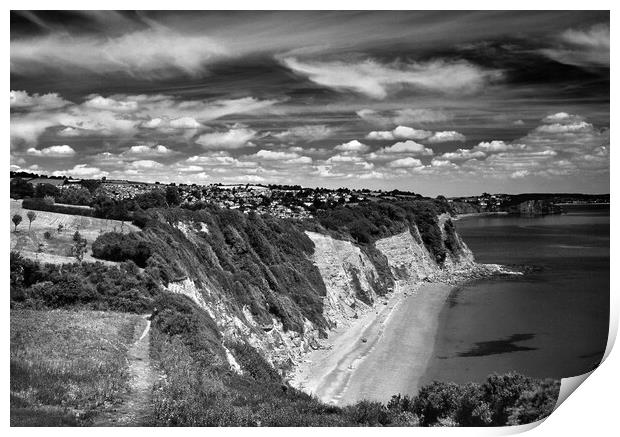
[101,200,503,377]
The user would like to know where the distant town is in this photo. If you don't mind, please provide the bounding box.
[10,171,610,220]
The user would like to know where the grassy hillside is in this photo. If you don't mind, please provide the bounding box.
[10,309,143,426]
[9,200,560,427]
[10,199,138,264]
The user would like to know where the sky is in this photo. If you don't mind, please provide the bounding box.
[10,10,610,196]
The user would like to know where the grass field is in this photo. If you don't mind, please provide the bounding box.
[10,199,139,264]
[10,309,144,426]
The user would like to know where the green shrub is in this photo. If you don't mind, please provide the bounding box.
[92,232,152,267]
[22,198,94,217]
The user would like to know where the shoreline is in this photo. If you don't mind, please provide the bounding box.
[454,211,509,221]
[288,280,455,406]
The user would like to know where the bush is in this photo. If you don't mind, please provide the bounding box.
[91,232,152,267]
[22,198,94,217]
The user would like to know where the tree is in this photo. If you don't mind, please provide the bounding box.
[10,178,34,199]
[34,183,60,199]
[165,185,181,206]
[71,231,88,263]
[12,214,22,232]
[26,211,37,231]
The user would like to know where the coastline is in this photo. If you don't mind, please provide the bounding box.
[454,211,509,221]
[289,280,455,405]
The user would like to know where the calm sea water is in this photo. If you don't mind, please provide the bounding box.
[421,205,610,385]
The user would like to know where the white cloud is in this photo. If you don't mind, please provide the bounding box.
[129,160,164,170]
[11,28,229,77]
[334,140,369,153]
[195,127,257,149]
[440,148,486,161]
[510,170,530,179]
[541,23,609,67]
[281,57,501,99]
[83,95,139,112]
[11,90,69,110]
[474,140,524,153]
[393,108,451,124]
[534,121,593,134]
[380,140,434,156]
[122,144,176,158]
[26,145,76,157]
[426,130,466,143]
[273,125,334,142]
[250,149,312,164]
[388,157,423,168]
[366,125,432,141]
[52,164,107,178]
[542,112,584,124]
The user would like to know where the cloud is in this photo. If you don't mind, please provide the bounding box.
[541,23,609,67]
[11,90,69,110]
[534,121,593,134]
[379,140,434,156]
[393,108,451,124]
[367,126,432,141]
[542,112,584,124]
[195,127,257,149]
[473,140,524,153]
[122,144,176,159]
[334,140,369,153]
[358,108,451,127]
[440,148,486,161]
[52,164,107,178]
[251,150,312,164]
[388,157,423,168]
[83,95,139,112]
[129,160,164,170]
[26,145,76,157]
[272,125,334,142]
[426,130,466,143]
[11,27,229,77]
[281,57,501,99]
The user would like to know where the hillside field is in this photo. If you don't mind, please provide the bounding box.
[10,199,138,264]
[10,309,144,426]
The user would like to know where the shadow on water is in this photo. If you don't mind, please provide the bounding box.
[457,333,537,357]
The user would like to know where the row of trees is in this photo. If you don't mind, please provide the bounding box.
[11,211,37,232]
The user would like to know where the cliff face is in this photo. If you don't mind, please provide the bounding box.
[130,203,474,375]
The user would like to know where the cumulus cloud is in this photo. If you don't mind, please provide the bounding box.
[281,57,501,99]
[272,125,334,142]
[388,157,423,168]
[129,160,164,170]
[251,150,312,164]
[367,126,431,141]
[83,95,139,112]
[379,140,434,156]
[10,91,276,145]
[26,145,76,157]
[11,90,69,110]
[426,130,466,143]
[542,112,584,124]
[393,108,451,125]
[121,144,176,159]
[334,140,369,153]
[195,127,257,149]
[52,164,107,178]
[473,140,524,153]
[440,148,486,161]
[534,121,593,134]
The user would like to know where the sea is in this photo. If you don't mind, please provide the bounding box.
[421,204,610,386]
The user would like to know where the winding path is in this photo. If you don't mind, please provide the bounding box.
[93,315,156,426]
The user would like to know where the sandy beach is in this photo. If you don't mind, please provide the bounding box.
[289,281,454,406]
